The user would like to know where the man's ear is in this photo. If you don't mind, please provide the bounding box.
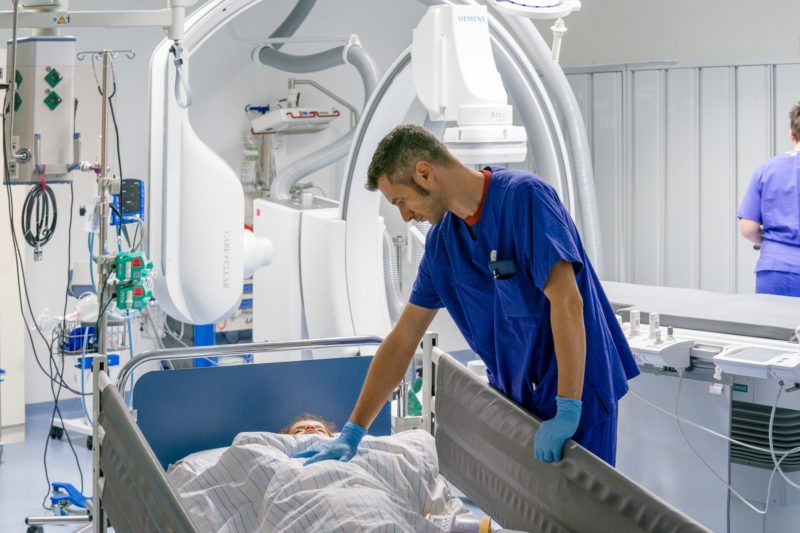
[412,160,434,190]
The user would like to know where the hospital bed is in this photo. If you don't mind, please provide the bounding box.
[83,335,710,533]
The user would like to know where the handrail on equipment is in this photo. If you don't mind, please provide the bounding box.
[115,335,384,395]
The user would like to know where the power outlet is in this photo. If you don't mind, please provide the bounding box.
[7,135,19,181]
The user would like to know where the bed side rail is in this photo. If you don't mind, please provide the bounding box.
[432,349,711,533]
[94,359,199,533]
[115,335,384,394]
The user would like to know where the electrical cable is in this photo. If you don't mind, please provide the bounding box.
[3,39,88,507]
[170,42,192,108]
[3,117,85,394]
[768,384,800,490]
[631,373,798,516]
[108,202,131,249]
[126,317,135,408]
[41,181,86,507]
[42,331,85,509]
[21,180,57,250]
[628,386,792,456]
[80,326,92,425]
[108,94,122,178]
[88,232,96,293]
[131,219,141,251]
[164,319,189,347]
[134,215,146,251]
[99,55,138,254]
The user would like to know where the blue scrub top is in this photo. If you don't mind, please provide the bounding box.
[738,151,800,275]
[409,167,639,432]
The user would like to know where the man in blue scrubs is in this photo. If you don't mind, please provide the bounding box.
[296,124,639,467]
[738,103,800,297]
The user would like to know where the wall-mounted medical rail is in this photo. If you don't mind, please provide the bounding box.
[115,336,383,395]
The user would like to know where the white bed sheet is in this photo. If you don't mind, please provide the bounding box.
[166,429,468,532]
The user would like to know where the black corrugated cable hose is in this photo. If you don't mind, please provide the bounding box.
[22,181,57,249]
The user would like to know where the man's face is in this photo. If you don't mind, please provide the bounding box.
[287,419,332,437]
[377,175,448,225]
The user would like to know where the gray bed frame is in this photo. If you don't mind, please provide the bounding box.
[433,347,712,533]
[86,337,712,533]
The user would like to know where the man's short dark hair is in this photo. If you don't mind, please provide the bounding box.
[791,102,800,142]
[366,124,456,191]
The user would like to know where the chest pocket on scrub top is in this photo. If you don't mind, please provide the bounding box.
[491,259,536,318]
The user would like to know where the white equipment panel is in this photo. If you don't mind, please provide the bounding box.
[7,36,75,181]
[628,335,693,370]
[714,346,800,382]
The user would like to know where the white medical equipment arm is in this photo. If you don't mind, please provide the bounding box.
[411,5,527,164]
[0,1,196,40]
[148,0,273,325]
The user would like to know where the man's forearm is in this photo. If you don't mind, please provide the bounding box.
[349,332,417,429]
[550,296,586,400]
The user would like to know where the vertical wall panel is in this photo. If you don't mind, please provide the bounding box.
[735,66,771,294]
[565,59,799,294]
[591,72,624,281]
[631,70,665,285]
[774,65,800,153]
[664,69,699,288]
[699,67,736,293]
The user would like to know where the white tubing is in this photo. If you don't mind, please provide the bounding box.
[258,45,345,73]
[269,0,316,51]
[410,221,430,267]
[271,42,379,199]
[272,131,354,199]
[501,14,604,276]
[382,230,405,321]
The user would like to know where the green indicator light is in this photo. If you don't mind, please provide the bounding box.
[15,70,22,87]
[14,93,21,112]
[44,91,62,110]
[44,68,62,88]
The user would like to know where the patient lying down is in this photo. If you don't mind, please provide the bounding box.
[166,418,469,532]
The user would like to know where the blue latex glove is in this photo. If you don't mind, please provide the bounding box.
[292,421,366,466]
[534,396,582,463]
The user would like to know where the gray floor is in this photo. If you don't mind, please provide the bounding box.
[0,398,93,533]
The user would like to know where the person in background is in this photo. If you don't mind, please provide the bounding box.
[295,124,639,468]
[281,414,335,437]
[738,103,800,297]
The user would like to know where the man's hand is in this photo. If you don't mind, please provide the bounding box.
[292,422,366,466]
[534,396,582,463]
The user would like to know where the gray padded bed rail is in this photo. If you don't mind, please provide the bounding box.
[434,353,712,533]
[98,381,199,533]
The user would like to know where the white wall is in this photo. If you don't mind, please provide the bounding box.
[533,0,800,67]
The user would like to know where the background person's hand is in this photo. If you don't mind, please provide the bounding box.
[533,396,582,463]
[292,421,366,465]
